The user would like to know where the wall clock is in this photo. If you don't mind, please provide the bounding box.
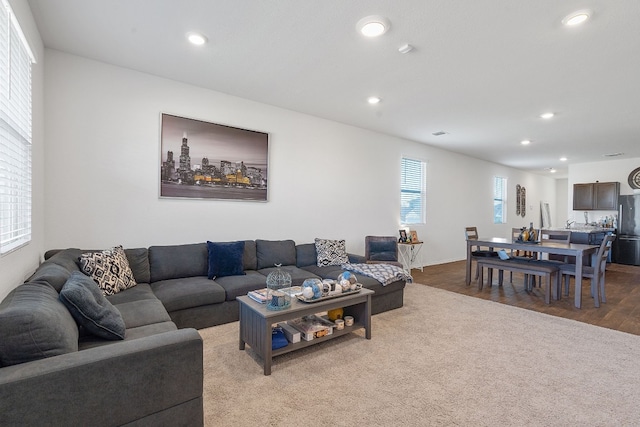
[629,167,640,190]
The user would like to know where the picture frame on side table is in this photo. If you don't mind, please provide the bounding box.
[160,113,269,201]
[399,230,408,243]
[410,230,419,243]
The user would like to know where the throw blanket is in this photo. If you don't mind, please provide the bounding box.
[341,263,413,286]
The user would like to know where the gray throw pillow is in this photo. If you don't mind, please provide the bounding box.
[59,271,126,340]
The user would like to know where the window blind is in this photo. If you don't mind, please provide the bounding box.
[0,0,33,254]
[401,157,425,225]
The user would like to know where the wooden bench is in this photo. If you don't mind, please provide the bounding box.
[476,258,560,304]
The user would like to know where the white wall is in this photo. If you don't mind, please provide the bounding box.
[555,178,569,226]
[567,158,640,223]
[0,0,45,301]
[0,47,559,298]
[42,51,558,268]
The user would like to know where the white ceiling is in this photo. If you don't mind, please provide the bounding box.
[26,0,640,178]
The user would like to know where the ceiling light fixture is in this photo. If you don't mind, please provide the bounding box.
[562,10,592,26]
[367,96,381,104]
[187,32,207,46]
[560,156,568,161]
[540,112,555,119]
[356,16,390,37]
[521,140,531,145]
[550,168,557,173]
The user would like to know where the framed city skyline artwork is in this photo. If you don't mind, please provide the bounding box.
[159,113,269,201]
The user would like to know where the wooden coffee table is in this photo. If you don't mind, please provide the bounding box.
[238,288,373,375]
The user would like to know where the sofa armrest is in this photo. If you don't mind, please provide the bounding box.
[0,328,203,427]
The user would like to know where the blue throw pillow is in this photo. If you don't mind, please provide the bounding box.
[59,271,126,340]
[207,241,246,279]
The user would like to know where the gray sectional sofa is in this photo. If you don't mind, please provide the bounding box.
[0,239,406,426]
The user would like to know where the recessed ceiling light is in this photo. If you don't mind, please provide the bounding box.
[367,96,381,104]
[560,157,568,162]
[540,112,555,119]
[550,168,557,173]
[356,16,390,37]
[521,140,531,145]
[562,10,592,26]
[187,32,207,45]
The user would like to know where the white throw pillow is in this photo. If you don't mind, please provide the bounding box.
[315,238,349,267]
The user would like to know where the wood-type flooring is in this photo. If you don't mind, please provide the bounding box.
[412,261,640,336]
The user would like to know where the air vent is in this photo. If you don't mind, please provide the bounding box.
[603,152,624,157]
[432,131,448,136]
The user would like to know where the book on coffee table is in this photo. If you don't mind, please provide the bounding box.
[247,288,268,303]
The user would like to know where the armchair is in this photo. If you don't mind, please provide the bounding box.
[364,236,403,268]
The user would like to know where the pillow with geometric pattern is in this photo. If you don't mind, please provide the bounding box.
[79,246,137,296]
[314,238,349,267]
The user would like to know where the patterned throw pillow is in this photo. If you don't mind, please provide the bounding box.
[79,246,137,296]
[315,238,349,267]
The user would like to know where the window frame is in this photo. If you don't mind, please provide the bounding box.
[493,176,507,224]
[400,156,426,226]
[0,0,35,255]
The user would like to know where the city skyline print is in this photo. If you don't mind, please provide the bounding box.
[160,113,269,202]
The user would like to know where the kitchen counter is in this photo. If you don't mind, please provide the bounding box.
[549,226,615,233]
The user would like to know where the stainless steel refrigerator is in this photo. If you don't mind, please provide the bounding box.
[613,194,640,266]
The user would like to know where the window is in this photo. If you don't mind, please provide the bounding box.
[493,176,507,224]
[400,157,426,225]
[0,0,34,254]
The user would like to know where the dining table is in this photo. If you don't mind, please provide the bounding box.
[466,237,600,308]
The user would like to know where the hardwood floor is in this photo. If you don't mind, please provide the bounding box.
[412,261,640,336]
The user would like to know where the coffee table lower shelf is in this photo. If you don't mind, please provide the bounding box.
[238,288,373,375]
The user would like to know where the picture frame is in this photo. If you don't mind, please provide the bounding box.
[399,230,408,243]
[410,230,419,243]
[160,113,269,201]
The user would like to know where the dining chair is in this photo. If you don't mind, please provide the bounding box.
[539,229,571,262]
[558,234,616,307]
[465,227,498,282]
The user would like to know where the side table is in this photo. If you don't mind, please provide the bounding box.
[398,242,424,274]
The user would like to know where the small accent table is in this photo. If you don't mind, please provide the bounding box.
[238,288,373,375]
[398,242,424,274]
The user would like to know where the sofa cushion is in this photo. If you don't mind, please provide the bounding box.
[315,238,348,267]
[296,243,317,267]
[78,321,177,350]
[256,239,296,269]
[79,246,137,296]
[207,241,246,279]
[148,243,208,282]
[0,283,79,367]
[59,271,125,340]
[243,240,257,271]
[215,271,269,301]
[124,248,150,284]
[111,298,172,329]
[368,240,397,261]
[25,262,73,293]
[149,277,226,312]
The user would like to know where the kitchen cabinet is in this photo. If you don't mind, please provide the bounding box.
[572,182,619,210]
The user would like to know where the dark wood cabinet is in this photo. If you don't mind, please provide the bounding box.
[573,183,594,210]
[573,182,619,211]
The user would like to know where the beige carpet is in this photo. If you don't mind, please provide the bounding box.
[200,284,640,426]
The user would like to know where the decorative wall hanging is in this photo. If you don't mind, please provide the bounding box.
[520,186,526,217]
[516,184,521,216]
[160,113,269,201]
